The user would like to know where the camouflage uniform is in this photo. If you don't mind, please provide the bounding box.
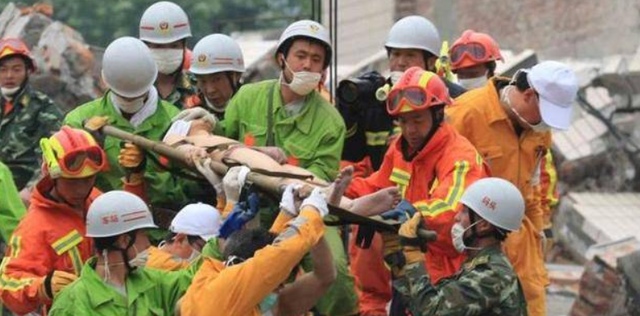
[160,71,198,109]
[0,85,62,189]
[393,245,528,316]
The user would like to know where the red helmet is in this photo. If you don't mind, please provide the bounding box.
[40,126,107,179]
[0,38,36,71]
[449,30,502,71]
[386,67,452,116]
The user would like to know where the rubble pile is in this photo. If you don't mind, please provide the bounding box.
[0,2,103,112]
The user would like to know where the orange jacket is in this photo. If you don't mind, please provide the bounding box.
[346,123,488,283]
[180,207,324,316]
[146,246,191,271]
[446,77,551,316]
[0,177,100,315]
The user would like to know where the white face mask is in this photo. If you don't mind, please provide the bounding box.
[150,48,183,75]
[458,75,488,90]
[186,247,201,263]
[204,95,227,113]
[1,86,21,98]
[501,86,551,132]
[281,60,321,96]
[111,93,146,114]
[128,245,150,268]
[451,221,482,253]
[389,71,404,85]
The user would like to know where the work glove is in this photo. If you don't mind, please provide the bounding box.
[38,270,77,300]
[218,191,261,238]
[380,199,416,222]
[398,213,427,265]
[279,183,302,217]
[300,187,329,218]
[119,142,146,173]
[254,146,288,165]
[222,166,250,205]
[172,107,217,129]
[82,116,110,146]
[381,231,406,278]
[195,158,223,195]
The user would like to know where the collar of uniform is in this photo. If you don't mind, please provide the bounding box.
[2,85,31,108]
[102,91,167,133]
[483,77,511,125]
[272,81,316,135]
[83,258,128,309]
[31,176,91,219]
[463,244,502,270]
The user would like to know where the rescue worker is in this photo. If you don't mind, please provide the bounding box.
[0,127,106,314]
[345,67,488,315]
[174,33,245,131]
[383,177,528,315]
[223,20,357,315]
[0,38,62,190]
[139,1,198,109]
[450,30,503,90]
[446,60,579,316]
[342,19,467,313]
[180,185,335,316]
[64,36,201,210]
[48,190,192,315]
[147,202,222,270]
[0,160,25,242]
[449,30,561,257]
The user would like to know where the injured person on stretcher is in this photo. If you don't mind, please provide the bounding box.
[164,118,402,219]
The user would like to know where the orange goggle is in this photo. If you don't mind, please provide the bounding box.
[386,86,446,116]
[59,146,106,176]
[450,42,490,67]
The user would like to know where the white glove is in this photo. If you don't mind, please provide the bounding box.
[195,158,223,195]
[280,184,302,217]
[222,166,250,204]
[172,107,217,129]
[300,187,329,218]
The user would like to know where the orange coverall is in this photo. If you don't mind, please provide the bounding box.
[345,123,488,315]
[446,77,552,316]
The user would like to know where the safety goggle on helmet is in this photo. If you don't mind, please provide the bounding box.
[40,126,107,179]
[449,30,503,70]
[386,67,452,116]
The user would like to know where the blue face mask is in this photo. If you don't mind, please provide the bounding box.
[259,292,278,315]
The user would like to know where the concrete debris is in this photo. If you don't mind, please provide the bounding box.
[0,2,103,112]
[568,238,640,316]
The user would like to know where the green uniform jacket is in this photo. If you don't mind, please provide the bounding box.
[0,161,26,242]
[224,80,346,182]
[394,245,528,316]
[49,257,192,316]
[160,71,198,110]
[0,85,62,189]
[64,93,196,209]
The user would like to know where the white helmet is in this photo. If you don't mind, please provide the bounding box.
[275,20,332,67]
[102,37,157,98]
[459,178,525,232]
[190,34,245,75]
[385,15,441,56]
[86,191,157,238]
[139,1,191,44]
[170,203,221,241]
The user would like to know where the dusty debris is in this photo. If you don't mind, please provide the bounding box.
[0,2,103,112]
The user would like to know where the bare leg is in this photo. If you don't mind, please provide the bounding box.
[328,166,354,205]
[351,187,401,217]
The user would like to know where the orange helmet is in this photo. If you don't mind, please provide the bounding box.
[0,38,36,71]
[449,30,502,71]
[40,126,107,179]
[386,67,452,116]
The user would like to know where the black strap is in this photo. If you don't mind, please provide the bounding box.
[266,82,276,146]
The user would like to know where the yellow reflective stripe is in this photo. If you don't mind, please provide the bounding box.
[418,71,436,87]
[68,247,83,275]
[418,160,470,218]
[10,235,20,258]
[51,230,83,256]
[475,151,483,166]
[390,168,411,186]
[544,151,559,206]
[392,126,401,136]
[0,274,34,291]
[429,178,439,195]
[365,131,389,146]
